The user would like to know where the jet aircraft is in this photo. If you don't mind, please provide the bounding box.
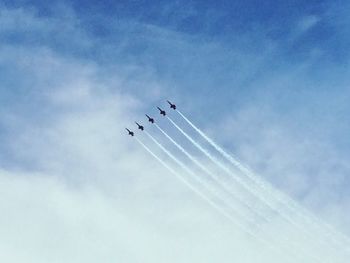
[135,122,144,131]
[157,107,166,116]
[125,128,134,136]
[146,114,155,123]
[167,100,176,110]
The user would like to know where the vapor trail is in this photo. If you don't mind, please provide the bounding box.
[142,132,319,263]
[142,131,261,238]
[166,116,331,262]
[167,116,283,215]
[138,135,297,262]
[135,137,235,223]
[177,110,350,255]
[155,123,270,224]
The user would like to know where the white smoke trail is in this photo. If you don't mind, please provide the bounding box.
[165,117,332,263]
[167,116,290,217]
[135,137,236,223]
[143,132,323,263]
[142,132,263,239]
[177,110,350,257]
[137,135,298,263]
[155,123,271,224]
[144,131,252,224]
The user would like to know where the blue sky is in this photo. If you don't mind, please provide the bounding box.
[0,1,350,262]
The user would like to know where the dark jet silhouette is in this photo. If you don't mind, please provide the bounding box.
[125,128,134,136]
[167,100,176,110]
[135,122,144,131]
[157,107,166,116]
[146,114,155,123]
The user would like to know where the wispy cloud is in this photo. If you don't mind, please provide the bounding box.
[297,15,320,34]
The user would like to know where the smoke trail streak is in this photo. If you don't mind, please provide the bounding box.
[137,135,298,263]
[142,132,263,239]
[155,123,270,224]
[167,115,333,263]
[166,118,330,262]
[141,134,317,263]
[135,137,235,224]
[144,131,248,224]
[177,110,350,255]
[167,116,284,215]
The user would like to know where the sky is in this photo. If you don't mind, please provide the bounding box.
[0,0,349,262]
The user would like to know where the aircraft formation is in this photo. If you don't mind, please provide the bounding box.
[126,101,176,136]
[123,100,350,262]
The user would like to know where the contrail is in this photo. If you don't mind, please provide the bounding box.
[155,123,271,224]
[176,111,350,260]
[141,133,321,262]
[141,132,264,239]
[137,135,298,263]
[164,117,330,262]
[167,115,286,216]
[143,131,251,224]
[177,110,350,255]
[135,137,236,223]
